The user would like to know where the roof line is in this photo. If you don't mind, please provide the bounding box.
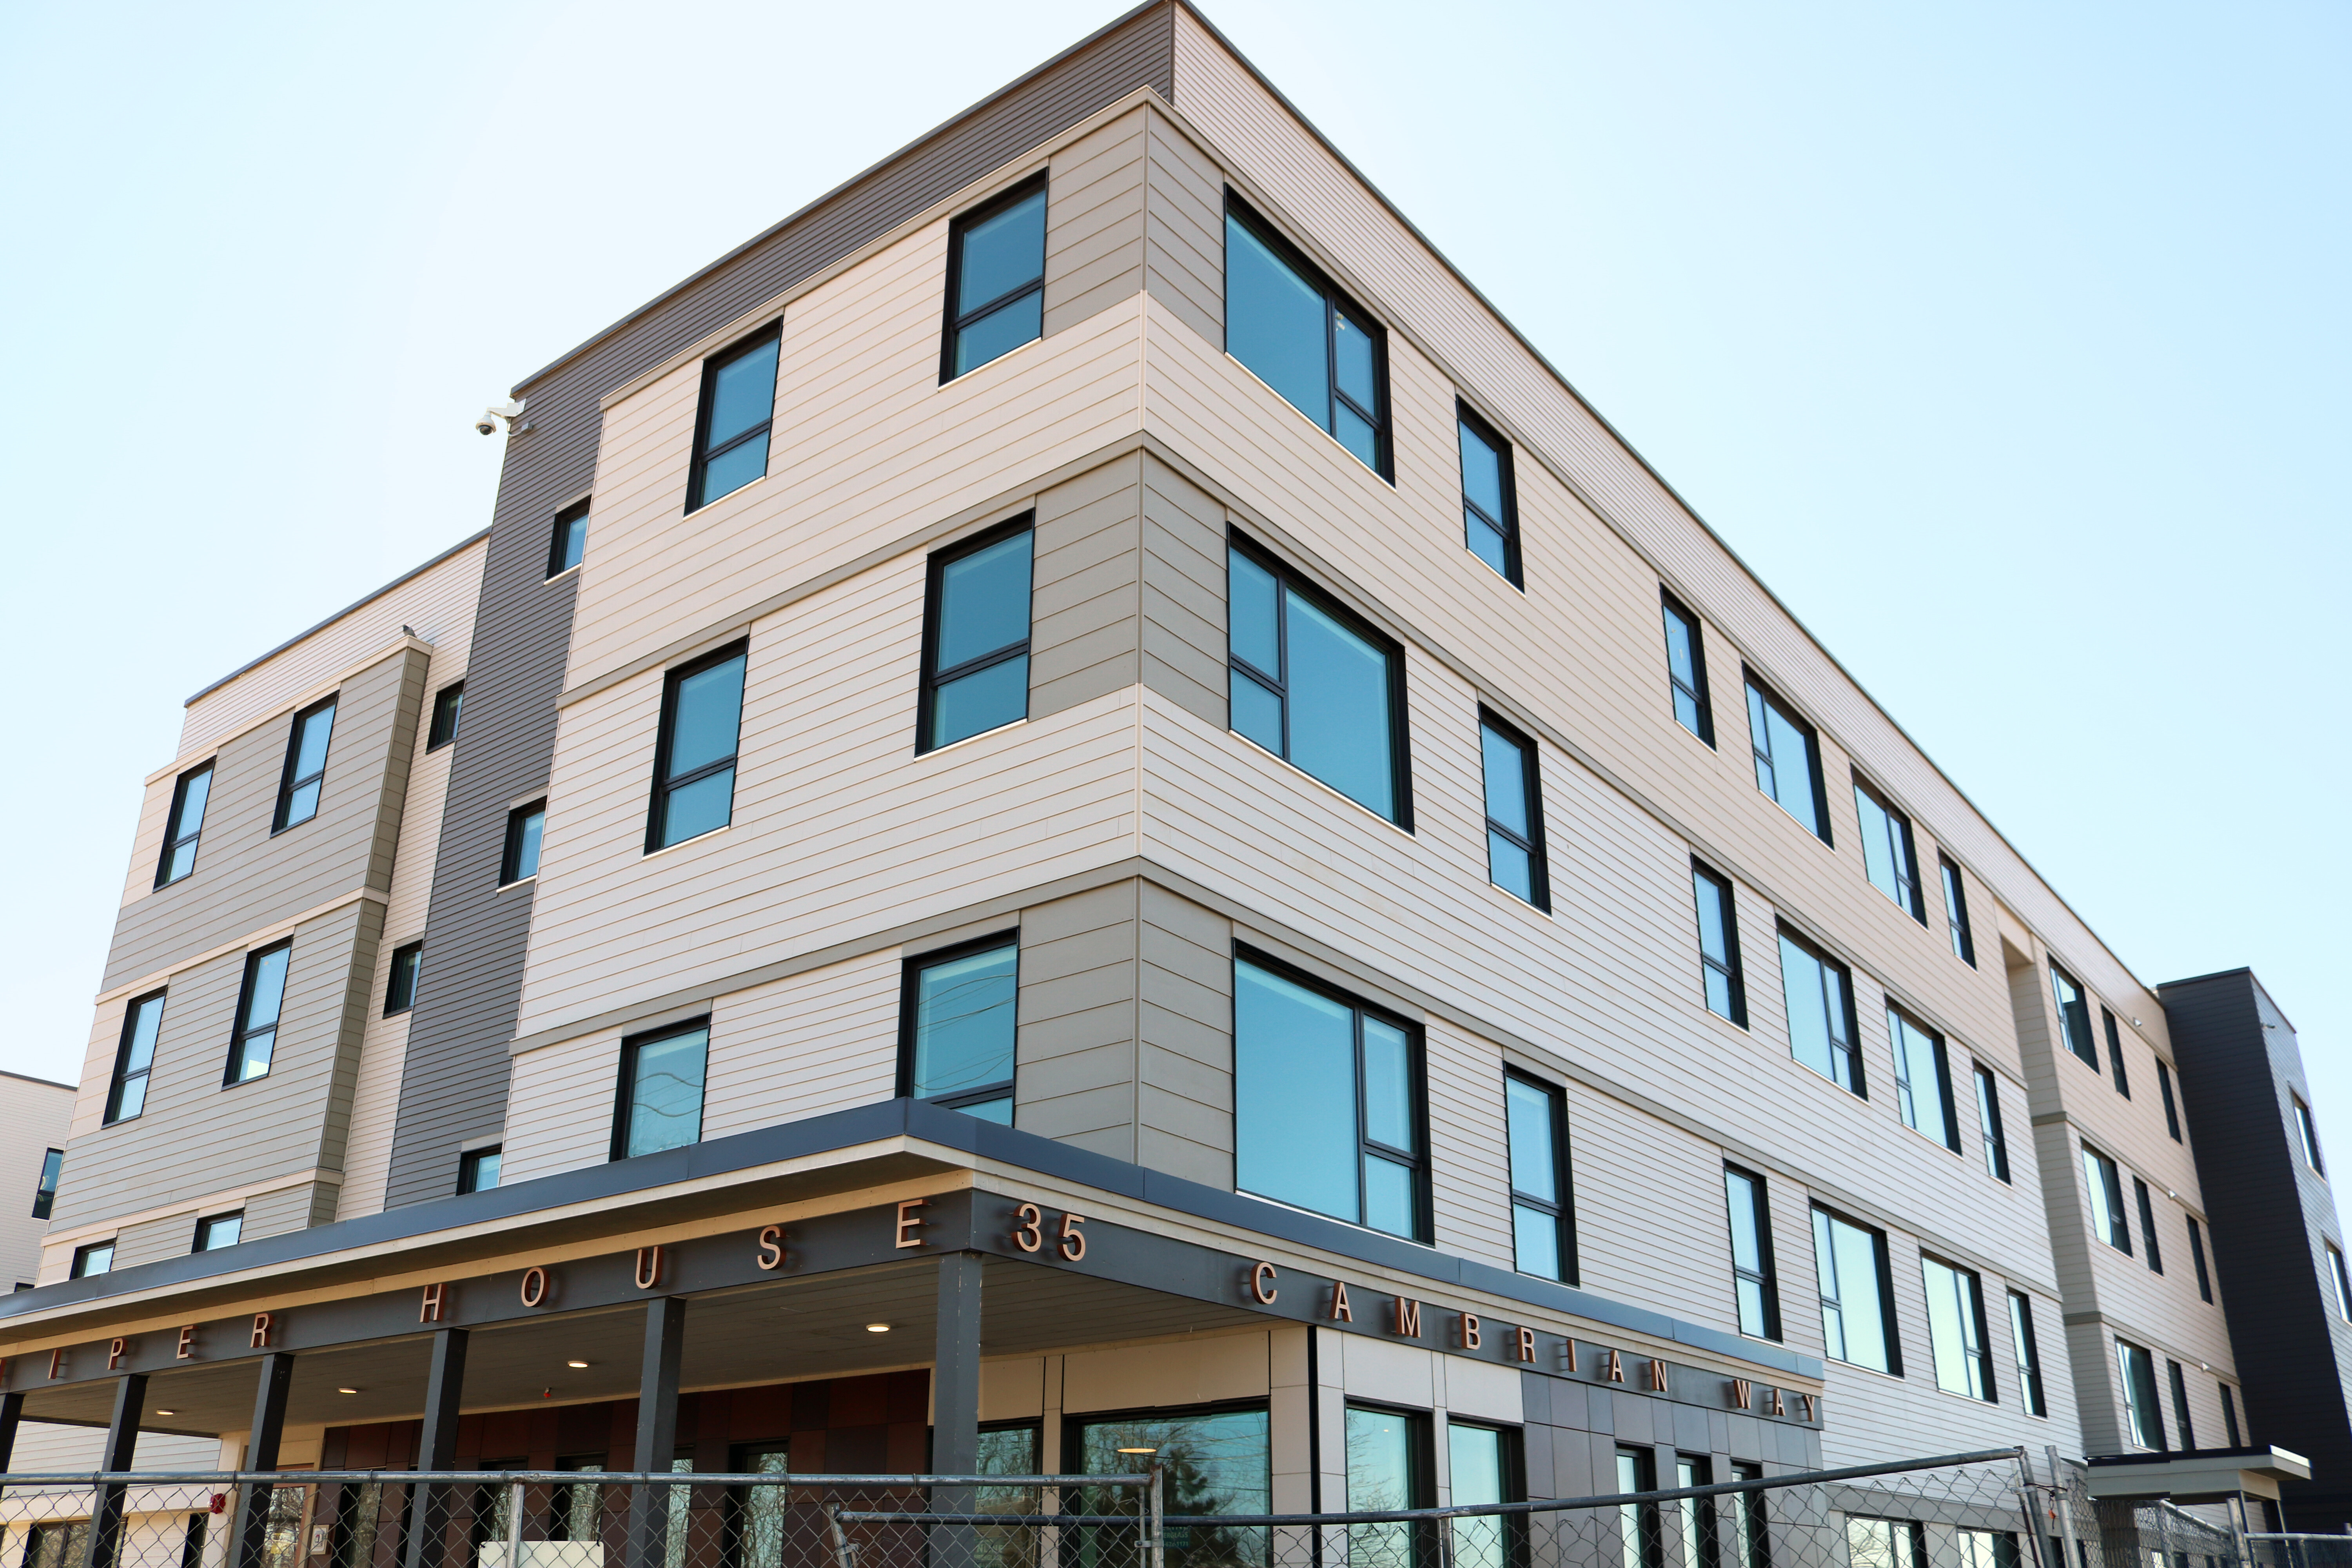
[0,1068,75,1092]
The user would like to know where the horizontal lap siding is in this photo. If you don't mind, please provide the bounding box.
[1043,109,1147,336]
[703,952,902,1140]
[502,1031,621,1184]
[1143,110,1221,345]
[1140,452,1226,727]
[1017,882,1140,1159]
[1136,880,1232,1186]
[1031,454,1144,720]
[1425,1020,1510,1271]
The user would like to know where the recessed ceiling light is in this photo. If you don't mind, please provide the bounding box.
[1116,1446,1158,1455]
[864,1323,891,1334]
[566,1360,590,1368]
[338,1387,361,1395]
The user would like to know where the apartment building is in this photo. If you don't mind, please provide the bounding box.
[0,0,2313,1540]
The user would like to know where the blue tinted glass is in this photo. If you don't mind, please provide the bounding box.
[1231,670,1284,754]
[172,769,212,841]
[124,997,163,1074]
[235,1029,274,1080]
[166,840,197,882]
[293,704,336,780]
[1830,1219,1889,1372]
[1459,421,1504,519]
[1693,873,1730,963]
[200,1214,243,1250]
[1506,1077,1556,1202]
[1488,831,1533,903]
[246,947,290,1031]
[1480,726,1529,835]
[1362,1017,1412,1151]
[668,655,746,777]
[938,532,1034,670]
[468,1151,502,1191]
[1226,215,1328,425]
[957,190,1047,315]
[1764,703,1820,834]
[283,780,320,826]
[1334,403,1379,471]
[1893,1013,1949,1147]
[1234,961,1358,1223]
[1284,591,1393,818]
[1333,312,1376,410]
[1725,1171,1762,1272]
[1856,788,1900,902]
[1664,607,1698,688]
[1364,1154,1414,1238]
[1229,548,1280,675]
[705,338,779,448]
[914,944,1018,1100]
[559,513,588,572]
[115,1074,148,1121]
[1673,685,1702,734]
[955,291,1044,375]
[696,430,769,507]
[1779,936,1837,1083]
[1745,686,1774,797]
[1514,1204,1561,1279]
[660,768,735,847]
[931,655,1029,748]
[512,808,544,880]
[626,1028,708,1158]
[1704,967,1735,1019]
[1467,512,1511,577]
[963,1096,1013,1125]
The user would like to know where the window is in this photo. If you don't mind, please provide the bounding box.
[1744,678,1828,842]
[1068,1403,1270,1567]
[1448,1421,1519,1568]
[33,1148,62,1221]
[193,1212,243,1252]
[2187,1216,2213,1303]
[1974,1064,2010,1182]
[427,683,465,750]
[547,500,589,577]
[1505,1072,1571,1281]
[1660,593,1714,745]
[2008,1292,2047,1417]
[2329,1243,2352,1323]
[106,991,166,1123]
[1225,196,1388,477]
[899,936,1018,1123]
[225,942,292,1085]
[1691,864,1746,1025]
[1853,781,1924,921]
[1344,1404,1430,1566]
[649,642,747,849]
[2156,1059,2183,1142]
[2116,1339,2166,1450]
[919,523,1032,752]
[2167,1361,2196,1451]
[1234,956,1424,1240]
[2133,1180,2164,1273]
[273,696,338,832]
[457,1146,502,1194]
[26,1523,92,1568]
[1479,715,1548,909]
[2102,1010,2132,1097]
[501,800,546,884]
[686,325,780,511]
[156,763,214,886]
[942,176,1046,379]
[2050,965,2097,1067]
[1779,932,1862,1094]
[1730,1463,1767,1568]
[1724,1165,1780,1339]
[383,942,423,1016]
[1956,1533,2019,1568]
[2220,1384,2241,1447]
[1616,1449,1659,1568]
[1847,1517,1925,1568]
[550,1457,604,1544]
[1674,1457,1716,1568]
[1228,540,1408,825]
[1457,406,1519,584]
[2083,1146,2131,1253]
[1887,1006,1956,1151]
[72,1240,114,1278]
[1939,856,1976,965]
[2294,1095,2326,1174]
[1921,1256,1993,1400]
[612,1020,709,1160]
[1812,1206,1898,1373]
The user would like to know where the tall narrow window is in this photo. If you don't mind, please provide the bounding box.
[2050,965,2097,1067]
[2008,1292,2047,1417]
[1615,1450,1659,1568]
[193,1212,243,1252]
[1921,1256,1993,1400]
[427,683,465,750]
[1224,197,1389,477]
[649,642,747,849]
[1724,1165,1781,1339]
[919,523,1032,752]
[1939,857,1976,965]
[1479,714,1548,909]
[1660,593,1714,745]
[1228,541,1408,825]
[33,1149,62,1221]
[106,991,167,1123]
[2328,1243,2352,1322]
[2187,1216,2213,1303]
[1448,1421,1518,1568]
[2167,1361,2196,1451]
[2294,1095,2326,1174]
[2083,1146,2131,1253]
[1812,1206,1898,1373]
[547,500,589,577]
[2116,1339,2166,1450]
[274,697,338,832]
[612,1020,709,1160]
[1730,1463,1767,1568]
[1779,932,1862,1094]
[1505,1072,1571,1281]
[156,763,214,887]
[1691,863,1746,1025]
[942,176,1046,379]
[2102,1010,2132,1097]
[1887,1006,1957,1151]
[1847,1520,1925,1568]
[225,942,292,1085]
[1457,406,1519,583]
[1344,1403,1431,1568]
[1674,1457,1716,1568]
[1234,956,1424,1240]
[686,325,780,512]
[1974,1063,2010,1182]
[2133,1179,2164,1273]
[457,1147,501,1194]
[1853,781,1925,921]
[383,941,422,1015]
[1744,678,1828,842]
[899,936,1019,1123]
[501,801,546,884]
[2220,1384,2241,1446]
[72,1241,114,1278]
[2156,1059,2183,1142]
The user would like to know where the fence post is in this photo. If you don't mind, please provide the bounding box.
[2048,1447,2084,1568]
[506,1480,524,1568]
[825,1501,857,1568]
[2225,1495,2251,1568]
[2014,1450,2051,1568]
[1149,1465,1165,1568]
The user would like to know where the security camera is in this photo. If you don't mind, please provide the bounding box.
[475,414,499,436]
[474,397,528,437]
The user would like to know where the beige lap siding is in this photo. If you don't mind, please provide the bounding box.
[703,952,903,1141]
[500,1028,624,1184]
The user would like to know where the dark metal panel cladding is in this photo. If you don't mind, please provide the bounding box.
[381,4,1179,1209]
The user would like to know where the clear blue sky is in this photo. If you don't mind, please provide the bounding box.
[3,2,2344,1161]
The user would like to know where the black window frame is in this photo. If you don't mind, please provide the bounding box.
[192,1211,243,1252]
[1456,402,1521,586]
[224,940,293,1087]
[2220,1383,2241,1446]
[272,695,339,834]
[155,761,215,888]
[2186,1215,2213,1303]
[1723,1162,1782,1341]
[1341,1400,1435,1516]
[1743,672,1830,846]
[427,683,465,751]
[71,1241,114,1278]
[2007,1291,2047,1417]
[1503,1069,1574,1285]
[1777,926,1864,1096]
[939,172,1048,384]
[501,799,548,886]
[2293,1094,2325,1173]
[2083,1143,2132,1254]
[546,498,590,579]
[105,989,167,1126]
[610,1017,712,1163]
[1223,192,1392,481]
[1729,1462,1768,1568]
[2156,1059,2183,1142]
[1477,710,1549,911]
[646,639,748,851]
[33,1147,62,1221]
[457,1145,502,1195]
[383,940,423,1016]
[1615,1446,1661,1568]
[896,931,1021,1118]
[1920,1252,1995,1401]
[2050,964,2098,1068]
[1811,1203,1903,1376]
[685,323,781,514]
[1673,1455,1718,1568]
[1886,1002,1960,1153]
[2102,1009,2132,1098]
[1690,861,1747,1027]
[916,517,1033,755]
[2133,1178,2164,1274]
[1938,855,1976,965]
[2167,1360,2196,1451]
[2116,1338,2166,1450]
[1852,777,1926,923]
[1973,1062,2010,1183]
[1660,590,1714,746]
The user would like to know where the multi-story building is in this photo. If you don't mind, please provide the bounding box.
[0,0,2321,1543]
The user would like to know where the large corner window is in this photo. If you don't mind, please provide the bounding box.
[1228,540,1408,825]
[1661,592,1713,746]
[1939,856,1976,965]
[1812,1206,1899,1374]
[1691,862,1746,1025]
[612,1020,710,1160]
[2116,1339,2166,1450]
[1887,1005,1957,1152]
[1457,405,1520,584]
[106,991,167,1124]
[1921,1256,1992,1401]
[1853,780,1924,922]
[1504,1071,1571,1281]
[1723,1164,1780,1339]
[1973,1063,2010,1182]
[1478,714,1548,909]
[1744,677,1828,843]
[33,1148,62,1221]
[155,763,214,887]
[501,800,547,884]
[919,521,1033,752]
[547,500,589,578]
[686,325,780,512]
[2050,964,2097,1067]
[1224,196,1388,477]
[2007,1292,2047,1417]
[2102,1009,2132,1097]
[649,642,748,851]
[942,176,1046,380]
[2082,1145,2131,1254]
[428,682,465,751]
[899,935,1018,1123]
[273,697,338,833]
[225,942,292,1085]
[1779,930,1862,1095]
[1234,956,1424,1240]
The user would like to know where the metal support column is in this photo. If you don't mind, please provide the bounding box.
[626,1296,688,1568]
[229,1354,297,1568]
[933,1252,984,1562]
[402,1328,470,1568]
[82,1373,146,1568]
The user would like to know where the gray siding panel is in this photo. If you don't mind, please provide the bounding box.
[1031,455,1143,721]
[1137,880,1232,1185]
[1140,453,1227,727]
